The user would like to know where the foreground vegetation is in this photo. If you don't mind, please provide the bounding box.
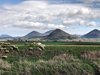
[0,41,100,75]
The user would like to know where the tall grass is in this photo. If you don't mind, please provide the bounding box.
[0,42,100,75]
[3,54,95,75]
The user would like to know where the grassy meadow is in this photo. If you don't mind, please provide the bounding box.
[0,41,100,75]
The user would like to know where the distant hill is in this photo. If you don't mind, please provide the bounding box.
[45,29,74,40]
[23,30,54,39]
[24,31,42,39]
[43,30,54,36]
[0,34,13,39]
[82,29,100,38]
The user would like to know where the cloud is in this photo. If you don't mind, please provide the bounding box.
[83,0,100,3]
[63,18,96,26]
[13,21,65,29]
[83,0,100,8]
[0,0,99,30]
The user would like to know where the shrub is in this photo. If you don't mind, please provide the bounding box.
[0,59,11,70]
[31,54,95,75]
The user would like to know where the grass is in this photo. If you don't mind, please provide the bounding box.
[0,59,11,70]
[6,41,100,45]
[6,45,100,62]
[42,41,100,45]
[0,41,100,75]
[1,54,96,75]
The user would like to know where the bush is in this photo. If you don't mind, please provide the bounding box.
[31,54,95,75]
[0,59,11,70]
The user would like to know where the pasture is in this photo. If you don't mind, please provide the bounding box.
[0,41,100,75]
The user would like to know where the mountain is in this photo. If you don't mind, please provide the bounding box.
[45,29,74,40]
[82,29,100,38]
[24,31,42,39]
[0,34,13,39]
[43,30,54,36]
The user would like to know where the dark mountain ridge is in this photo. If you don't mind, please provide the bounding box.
[82,29,100,38]
[24,31,42,39]
[45,29,74,40]
[0,34,13,39]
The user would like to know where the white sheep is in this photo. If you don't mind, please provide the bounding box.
[36,42,46,50]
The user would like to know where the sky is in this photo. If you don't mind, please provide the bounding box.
[0,0,100,36]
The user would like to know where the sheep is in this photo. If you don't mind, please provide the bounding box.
[29,47,33,51]
[2,55,7,59]
[37,47,42,51]
[36,42,46,50]
[0,46,3,50]
[10,45,19,52]
[0,48,7,50]
[3,43,11,45]
[0,42,4,45]
[5,50,9,53]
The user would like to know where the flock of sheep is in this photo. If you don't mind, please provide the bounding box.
[0,42,46,59]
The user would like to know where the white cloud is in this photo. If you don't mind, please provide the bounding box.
[63,18,96,26]
[0,0,99,30]
[13,21,65,29]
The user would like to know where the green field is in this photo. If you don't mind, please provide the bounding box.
[0,41,100,75]
[42,41,100,45]
[9,41,100,45]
